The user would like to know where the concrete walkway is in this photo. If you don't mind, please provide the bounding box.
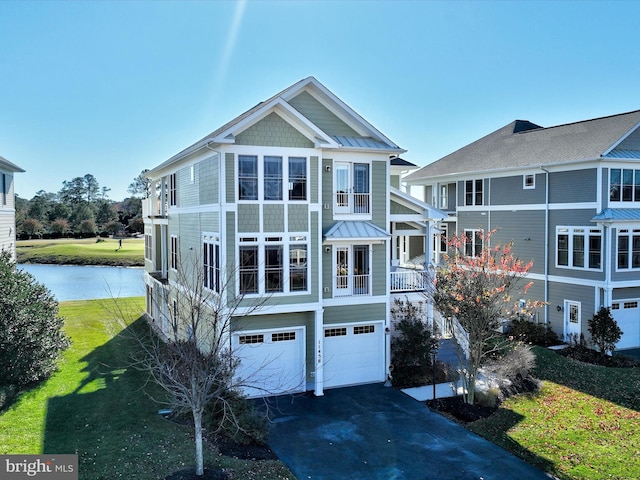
[265,383,552,480]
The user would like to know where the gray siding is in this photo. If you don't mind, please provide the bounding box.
[288,204,308,232]
[225,153,235,204]
[288,91,360,137]
[235,112,313,148]
[549,169,597,203]
[490,174,546,206]
[456,211,490,234]
[489,210,546,275]
[546,281,596,339]
[310,156,319,204]
[321,158,334,232]
[263,204,285,232]
[323,303,387,324]
[391,201,415,215]
[371,160,387,229]
[238,204,260,233]
[613,286,640,300]
[372,242,386,296]
[199,155,219,205]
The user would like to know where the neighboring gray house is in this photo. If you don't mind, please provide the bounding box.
[0,155,25,260]
[142,77,444,397]
[405,110,640,351]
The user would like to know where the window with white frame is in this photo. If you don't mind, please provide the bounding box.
[523,174,535,189]
[463,229,483,257]
[609,168,640,203]
[169,173,177,206]
[170,235,178,271]
[203,236,220,293]
[440,184,448,209]
[439,224,449,254]
[144,234,152,261]
[617,228,640,270]
[239,154,307,202]
[464,179,483,206]
[238,235,308,295]
[556,227,602,269]
[335,162,370,214]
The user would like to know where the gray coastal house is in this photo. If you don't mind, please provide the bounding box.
[0,155,24,259]
[142,77,443,397]
[405,110,640,351]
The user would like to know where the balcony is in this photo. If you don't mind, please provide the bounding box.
[142,198,165,218]
[335,192,370,215]
[390,267,427,293]
[334,274,370,297]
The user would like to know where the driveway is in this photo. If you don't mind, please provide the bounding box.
[265,383,551,480]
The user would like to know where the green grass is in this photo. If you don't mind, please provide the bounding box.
[0,298,293,480]
[17,238,144,266]
[469,347,640,480]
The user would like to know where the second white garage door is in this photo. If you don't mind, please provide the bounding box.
[611,300,640,350]
[323,321,386,389]
[233,327,306,398]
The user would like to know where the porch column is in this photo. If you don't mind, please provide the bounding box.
[314,308,324,396]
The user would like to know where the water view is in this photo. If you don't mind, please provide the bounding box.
[18,264,145,301]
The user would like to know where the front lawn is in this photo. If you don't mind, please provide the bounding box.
[17,238,144,266]
[0,297,293,480]
[469,347,640,480]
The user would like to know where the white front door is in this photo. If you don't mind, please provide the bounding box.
[564,301,582,342]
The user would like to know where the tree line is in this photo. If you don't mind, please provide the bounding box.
[15,171,150,239]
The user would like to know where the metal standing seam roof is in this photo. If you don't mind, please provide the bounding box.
[324,221,390,241]
[606,149,640,159]
[332,135,395,150]
[405,110,640,182]
[591,209,640,222]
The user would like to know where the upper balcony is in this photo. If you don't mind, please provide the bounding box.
[142,197,166,219]
[390,265,427,293]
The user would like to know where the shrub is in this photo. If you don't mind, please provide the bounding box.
[508,318,559,346]
[0,252,70,390]
[589,307,622,355]
[204,389,269,445]
[390,298,438,388]
[482,341,539,397]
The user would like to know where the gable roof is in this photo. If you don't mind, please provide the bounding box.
[0,155,25,173]
[405,110,640,182]
[150,77,404,174]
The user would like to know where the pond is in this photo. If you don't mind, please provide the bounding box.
[18,264,145,301]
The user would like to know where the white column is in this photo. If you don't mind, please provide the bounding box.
[314,308,324,396]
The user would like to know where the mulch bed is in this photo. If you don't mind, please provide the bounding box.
[426,396,497,424]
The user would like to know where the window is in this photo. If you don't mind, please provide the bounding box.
[439,224,448,254]
[523,174,535,189]
[289,244,307,291]
[144,234,152,260]
[617,229,640,270]
[272,331,296,342]
[238,155,258,200]
[203,237,220,293]
[169,173,177,206]
[556,227,601,269]
[464,179,483,206]
[239,334,264,344]
[354,325,375,335]
[288,157,307,200]
[610,168,640,202]
[170,235,178,270]
[440,185,448,209]
[1,173,6,205]
[264,156,283,200]
[464,229,483,257]
[190,165,195,184]
[265,245,283,293]
[325,328,347,337]
[335,163,370,214]
[239,246,258,294]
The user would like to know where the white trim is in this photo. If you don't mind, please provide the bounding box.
[601,121,640,157]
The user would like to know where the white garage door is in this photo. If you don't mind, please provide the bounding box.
[233,327,306,398]
[611,300,640,350]
[323,321,385,389]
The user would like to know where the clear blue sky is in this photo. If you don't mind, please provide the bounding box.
[2,0,639,201]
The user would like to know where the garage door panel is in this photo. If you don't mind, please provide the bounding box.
[612,300,640,350]
[323,322,385,389]
[234,328,305,398]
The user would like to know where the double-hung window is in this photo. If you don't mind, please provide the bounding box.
[617,228,640,270]
[169,173,177,206]
[170,235,179,271]
[238,155,258,200]
[289,157,307,200]
[289,240,307,291]
[203,236,220,293]
[556,227,602,269]
[464,229,483,257]
[464,179,483,206]
[610,168,640,203]
[239,243,259,294]
[239,154,307,201]
[264,156,283,200]
[265,243,283,293]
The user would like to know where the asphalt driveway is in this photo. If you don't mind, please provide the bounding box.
[265,383,551,480]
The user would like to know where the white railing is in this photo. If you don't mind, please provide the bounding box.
[142,198,165,218]
[335,192,370,215]
[334,274,370,297]
[390,269,426,292]
[451,316,469,359]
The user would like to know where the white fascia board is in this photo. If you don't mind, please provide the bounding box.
[212,97,340,148]
[285,78,403,150]
[601,121,640,157]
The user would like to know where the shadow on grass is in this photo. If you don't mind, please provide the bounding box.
[533,346,640,412]
[42,317,199,479]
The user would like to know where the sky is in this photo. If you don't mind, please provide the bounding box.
[1,0,640,201]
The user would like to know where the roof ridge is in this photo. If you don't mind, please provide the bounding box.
[531,109,640,133]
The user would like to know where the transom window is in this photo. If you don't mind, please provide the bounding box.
[610,168,640,202]
[557,227,602,270]
[464,179,483,206]
[617,228,640,270]
[238,154,307,201]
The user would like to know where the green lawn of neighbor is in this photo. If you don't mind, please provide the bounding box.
[17,238,144,266]
[469,347,640,480]
[0,297,293,480]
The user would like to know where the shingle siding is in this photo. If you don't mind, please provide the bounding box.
[235,112,314,148]
[238,204,260,233]
[199,155,219,205]
[372,160,387,229]
[225,153,235,204]
[288,91,360,137]
[263,204,285,232]
[288,204,308,232]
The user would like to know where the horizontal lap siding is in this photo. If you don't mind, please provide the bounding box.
[372,161,387,229]
[323,303,387,325]
[546,280,596,338]
[613,286,640,300]
[490,210,546,275]
[549,169,597,203]
[490,174,546,205]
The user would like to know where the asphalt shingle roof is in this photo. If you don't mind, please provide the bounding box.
[405,110,640,182]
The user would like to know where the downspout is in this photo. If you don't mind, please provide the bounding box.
[540,166,550,325]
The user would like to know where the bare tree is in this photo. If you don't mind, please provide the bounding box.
[109,251,270,477]
[428,230,544,404]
